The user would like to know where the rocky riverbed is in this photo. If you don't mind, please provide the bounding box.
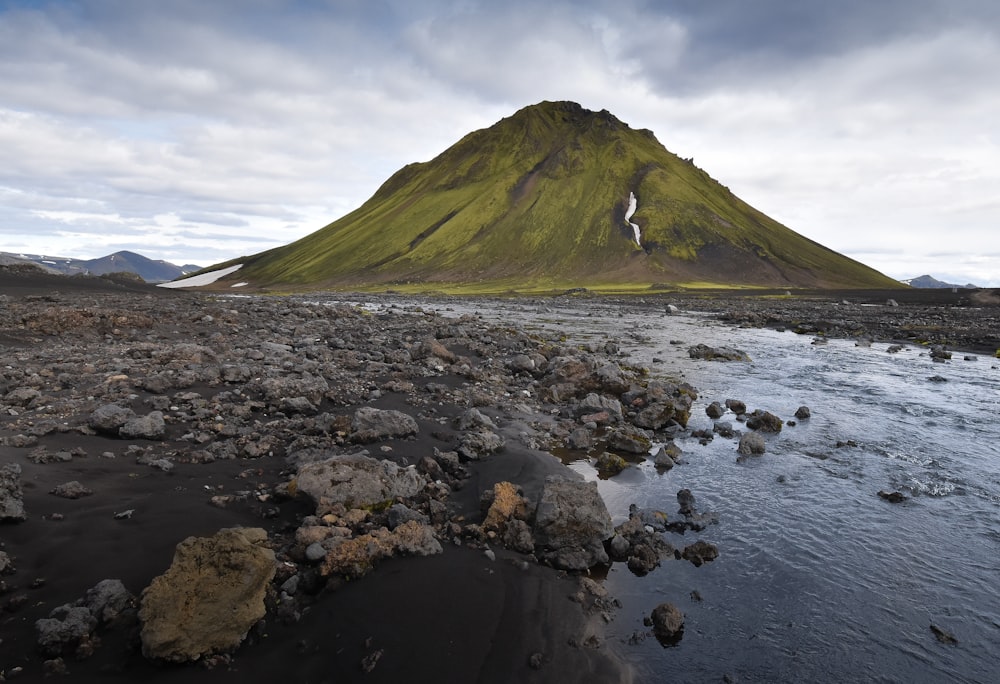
[0,277,719,683]
[2,272,997,683]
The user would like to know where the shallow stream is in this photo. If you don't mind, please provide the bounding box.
[454,299,1000,684]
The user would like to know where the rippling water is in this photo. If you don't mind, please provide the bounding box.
[455,300,1000,684]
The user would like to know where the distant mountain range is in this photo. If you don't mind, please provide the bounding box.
[901,275,979,289]
[192,100,901,293]
[0,251,202,283]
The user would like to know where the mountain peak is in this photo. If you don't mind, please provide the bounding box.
[511,100,626,127]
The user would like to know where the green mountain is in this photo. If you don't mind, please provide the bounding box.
[205,101,901,293]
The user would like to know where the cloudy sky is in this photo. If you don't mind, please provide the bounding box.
[1,0,997,285]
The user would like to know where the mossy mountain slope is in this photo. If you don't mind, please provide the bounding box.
[223,101,900,292]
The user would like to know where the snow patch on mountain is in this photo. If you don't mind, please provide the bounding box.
[625,192,641,247]
[158,264,243,288]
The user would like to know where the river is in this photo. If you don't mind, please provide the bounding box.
[454,298,1000,684]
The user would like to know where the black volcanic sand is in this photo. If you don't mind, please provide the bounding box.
[0,279,633,683]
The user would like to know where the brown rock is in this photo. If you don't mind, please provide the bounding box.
[320,520,441,579]
[680,540,719,567]
[139,527,275,662]
[482,481,529,532]
[649,602,685,645]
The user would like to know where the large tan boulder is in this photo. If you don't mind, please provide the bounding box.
[139,527,275,662]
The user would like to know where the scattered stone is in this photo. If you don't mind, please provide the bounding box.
[386,503,429,529]
[930,624,957,645]
[294,452,426,512]
[610,505,675,575]
[668,490,719,534]
[83,579,135,624]
[43,658,69,676]
[627,544,661,576]
[507,354,537,374]
[653,442,682,469]
[5,387,42,407]
[35,605,98,657]
[929,345,952,361]
[1,433,37,448]
[705,401,725,419]
[713,421,736,439]
[794,406,811,420]
[595,452,628,477]
[1,463,27,522]
[533,477,613,571]
[482,481,530,533]
[453,407,497,431]
[360,647,384,672]
[745,410,783,433]
[0,550,14,574]
[87,404,135,435]
[350,407,419,443]
[737,432,766,456]
[320,520,441,579]
[304,543,327,563]
[605,424,652,454]
[676,489,696,516]
[566,427,593,450]
[725,399,747,415]
[680,540,719,567]
[576,393,623,423]
[119,411,166,440]
[456,429,505,460]
[687,344,750,362]
[878,490,907,503]
[649,603,684,645]
[50,481,94,499]
[27,446,73,464]
[280,396,317,415]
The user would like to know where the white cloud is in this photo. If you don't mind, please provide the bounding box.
[0,0,997,286]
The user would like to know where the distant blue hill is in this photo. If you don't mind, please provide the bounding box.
[0,250,202,283]
[901,274,979,289]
